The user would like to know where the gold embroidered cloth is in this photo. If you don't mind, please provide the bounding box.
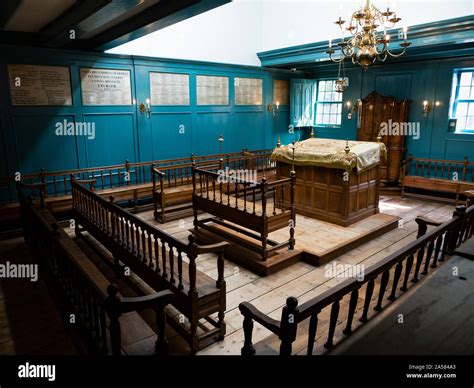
[271,138,386,172]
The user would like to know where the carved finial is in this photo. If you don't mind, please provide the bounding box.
[344,139,350,154]
[291,140,296,173]
[310,127,315,138]
[377,131,382,142]
[277,134,281,148]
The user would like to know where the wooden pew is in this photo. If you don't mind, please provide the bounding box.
[0,149,274,225]
[401,155,474,204]
[17,183,174,355]
[192,161,295,263]
[70,178,229,353]
[238,204,473,355]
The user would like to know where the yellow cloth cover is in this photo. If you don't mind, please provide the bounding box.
[271,138,387,172]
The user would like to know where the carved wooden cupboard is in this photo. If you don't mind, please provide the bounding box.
[357,91,411,187]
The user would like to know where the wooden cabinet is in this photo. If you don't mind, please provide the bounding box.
[290,78,317,127]
[357,91,411,187]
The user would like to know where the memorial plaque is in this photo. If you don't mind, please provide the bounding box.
[197,75,229,105]
[150,72,190,105]
[235,77,263,105]
[80,68,132,105]
[8,64,72,106]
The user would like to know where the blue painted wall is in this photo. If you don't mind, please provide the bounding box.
[0,45,292,177]
[303,56,474,161]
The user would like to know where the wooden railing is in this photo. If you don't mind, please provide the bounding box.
[70,178,228,352]
[18,184,174,355]
[0,148,274,204]
[239,205,474,355]
[402,155,474,182]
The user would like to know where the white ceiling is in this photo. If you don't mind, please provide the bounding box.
[107,0,474,66]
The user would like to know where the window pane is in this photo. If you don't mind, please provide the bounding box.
[468,103,474,116]
[319,81,326,92]
[330,104,338,114]
[329,115,337,125]
[457,102,468,116]
[457,117,466,130]
[460,72,472,86]
[466,116,474,130]
[334,92,342,102]
[458,86,471,100]
[323,104,331,114]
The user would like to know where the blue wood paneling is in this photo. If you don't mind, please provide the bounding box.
[0,45,292,177]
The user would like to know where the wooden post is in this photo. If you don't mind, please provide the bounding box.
[289,169,296,250]
[105,284,122,356]
[450,205,466,251]
[279,297,298,356]
[155,303,168,354]
[241,315,256,356]
[191,159,198,230]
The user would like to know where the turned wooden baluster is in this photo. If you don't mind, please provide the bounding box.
[169,247,175,284]
[324,299,341,349]
[161,242,167,279]
[431,234,443,268]
[412,246,425,283]
[374,270,390,311]
[388,260,403,301]
[400,254,414,291]
[154,237,160,273]
[343,287,360,335]
[306,311,319,355]
[359,279,375,323]
[178,251,183,290]
[422,239,435,275]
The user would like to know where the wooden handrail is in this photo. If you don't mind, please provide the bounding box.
[239,205,474,356]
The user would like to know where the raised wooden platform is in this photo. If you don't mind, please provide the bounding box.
[192,212,400,276]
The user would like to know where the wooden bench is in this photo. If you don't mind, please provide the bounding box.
[238,204,473,355]
[151,150,275,223]
[192,162,295,263]
[17,183,174,355]
[1,149,274,226]
[70,178,229,353]
[401,155,474,204]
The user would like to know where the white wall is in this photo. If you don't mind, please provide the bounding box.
[107,0,474,66]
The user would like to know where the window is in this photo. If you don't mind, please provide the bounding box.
[315,80,342,126]
[450,69,474,133]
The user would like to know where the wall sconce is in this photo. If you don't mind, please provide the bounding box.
[267,101,280,116]
[422,100,432,117]
[140,98,151,118]
[346,99,361,120]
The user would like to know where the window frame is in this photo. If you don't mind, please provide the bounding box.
[450,68,474,134]
[315,79,343,128]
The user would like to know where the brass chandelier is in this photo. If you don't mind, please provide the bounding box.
[326,0,411,70]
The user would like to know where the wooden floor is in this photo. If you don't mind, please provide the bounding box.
[0,195,457,355]
[135,195,456,355]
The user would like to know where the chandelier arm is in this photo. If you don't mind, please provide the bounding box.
[386,47,407,58]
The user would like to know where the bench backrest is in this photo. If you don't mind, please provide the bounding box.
[403,155,474,182]
[71,179,227,301]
